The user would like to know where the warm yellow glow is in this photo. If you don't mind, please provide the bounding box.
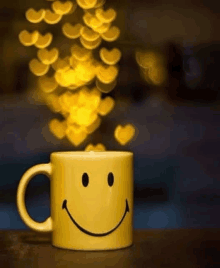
[140,68,152,85]
[96,64,118,84]
[101,26,120,42]
[148,66,167,85]
[44,93,62,112]
[136,50,163,69]
[83,12,102,29]
[93,22,110,34]
[85,116,101,134]
[49,118,67,139]
[52,57,70,72]
[95,8,116,23]
[35,32,53,49]
[84,0,97,6]
[76,0,97,9]
[62,23,83,39]
[52,1,74,15]
[37,48,59,65]
[25,8,45,23]
[19,30,39,46]
[114,124,136,146]
[29,59,50,76]
[94,0,106,8]
[59,91,79,115]
[74,107,98,126]
[69,56,79,69]
[99,47,121,65]
[61,69,86,87]
[80,36,102,50]
[20,0,131,148]
[97,96,115,116]
[54,70,72,87]
[66,124,88,146]
[96,78,117,93]
[136,49,167,86]
[85,143,106,151]
[66,2,78,15]
[38,76,58,93]
[80,26,100,42]
[75,60,97,82]
[78,86,101,110]
[44,9,62,24]
[71,44,92,61]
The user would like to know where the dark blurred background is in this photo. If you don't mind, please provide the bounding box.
[1,0,220,229]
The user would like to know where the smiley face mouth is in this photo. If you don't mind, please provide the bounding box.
[62,199,129,237]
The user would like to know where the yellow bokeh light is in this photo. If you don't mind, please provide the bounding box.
[59,91,79,115]
[85,143,106,151]
[20,0,130,148]
[69,55,79,69]
[35,32,53,49]
[94,0,106,8]
[80,36,102,50]
[74,61,97,82]
[49,118,67,139]
[19,30,39,46]
[76,0,97,9]
[85,116,101,134]
[93,22,110,34]
[44,9,62,24]
[83,12,102,29]
[62,69,86,88]
[29,59,50,76]
[148,66,167,86]
[96,64,118,84]
[62,23,83,39]
[84,0,97,6]
[52,1,74,15]
[97,96,115,116]
[54,71,68,87]
[99,47,121,65]
[78,86,101,110]
[26,8,45,23]
[52,57,70,72]
[136,50,164,69]
[44,93,62,113]
[66,124,88,146]
[74,107,98,126]
[71,44,92,61]
[96,77,117,93]
[38,75,58,93]
[136,49,167,86]
[37,48,59,65]
[95,8,116,23]
[114,124,136,146]
[101,26,120,42]
[140,68,152,85]
[80,26,100,42]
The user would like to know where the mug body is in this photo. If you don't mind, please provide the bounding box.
[50,151,133,250]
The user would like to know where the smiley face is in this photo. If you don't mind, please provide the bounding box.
[62,171,130,237]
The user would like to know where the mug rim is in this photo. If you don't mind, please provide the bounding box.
[51,151,133,158]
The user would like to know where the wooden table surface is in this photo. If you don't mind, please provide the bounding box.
[0,229,220,268]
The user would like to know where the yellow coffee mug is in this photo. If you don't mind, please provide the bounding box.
[17,151,133,250]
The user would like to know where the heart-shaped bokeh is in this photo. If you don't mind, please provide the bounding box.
[114,124,136,146]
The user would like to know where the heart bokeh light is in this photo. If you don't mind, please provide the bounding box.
[19,0,137,150]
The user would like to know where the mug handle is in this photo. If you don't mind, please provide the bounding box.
[17,163,53,232]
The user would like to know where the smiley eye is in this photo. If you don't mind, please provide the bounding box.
[108,172,114,187]
[82,173,89,187]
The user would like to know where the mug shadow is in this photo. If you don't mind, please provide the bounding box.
[20,232,51,245]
